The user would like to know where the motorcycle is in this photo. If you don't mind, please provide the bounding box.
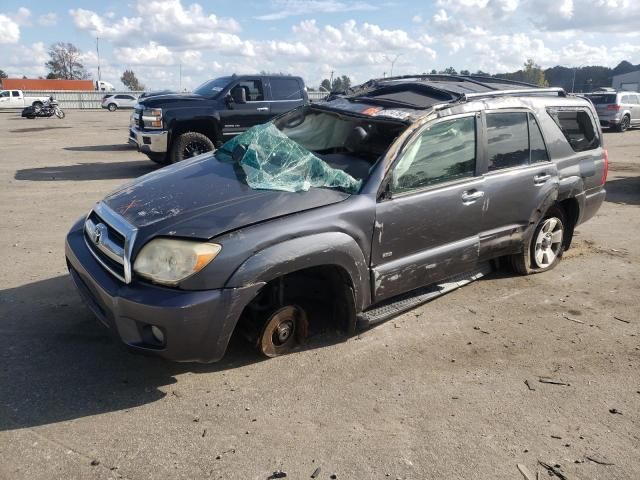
[21,97,65,119]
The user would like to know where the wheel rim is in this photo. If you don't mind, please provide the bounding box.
[622,116,629,130]
[533,217,563,268]
[258,305,308,358]
[183,141,211,159]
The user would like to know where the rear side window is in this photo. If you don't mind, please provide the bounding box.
[270,78,302,100]
[529,113,549,163]
[621,95,632,104]
[486,112,529,171]
[12,91,20,97]
[547,109,599,152]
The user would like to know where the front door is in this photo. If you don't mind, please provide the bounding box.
[221,78,272,137]
[371,113,485,302]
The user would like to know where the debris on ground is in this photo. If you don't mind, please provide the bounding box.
[310,467,321,478]
[609,408,622,415]
[613,316,630,324]
[268,470,287,479]
[473,326,490,334]
[538,461,567,480]
[585,455,614,465]
[562,314,584,324]
[90,459,100,466]
[524,380,536,391]
[201,429,207,437]
[539,378,570,386]
[516,463,535,480]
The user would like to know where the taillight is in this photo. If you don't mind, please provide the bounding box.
[607,104,621,111]
[602,149,609,185]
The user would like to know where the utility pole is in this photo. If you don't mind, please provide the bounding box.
[96,36,101,81]
[384,54,403,77]
[179,63,182,91]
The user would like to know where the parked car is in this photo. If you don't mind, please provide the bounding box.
[66,75,607,363]
[585,91,640,132]
[0,90,50,109]
[128,74,308,164]
[102,94,138,111]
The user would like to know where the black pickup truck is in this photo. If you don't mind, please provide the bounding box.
[128,74,308,164]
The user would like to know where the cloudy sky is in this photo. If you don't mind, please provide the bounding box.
[1,0,639,90]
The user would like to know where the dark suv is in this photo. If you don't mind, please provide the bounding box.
[128,74,308,164]
[66,75,607,363]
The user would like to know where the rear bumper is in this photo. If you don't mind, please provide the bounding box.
[65,222,262,363]
[128,126,168,154]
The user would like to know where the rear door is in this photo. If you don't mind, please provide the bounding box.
[478,110,557,259]
[371,113,484,302]
[266,77,306,116]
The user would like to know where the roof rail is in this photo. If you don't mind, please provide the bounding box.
[462,87,567,100]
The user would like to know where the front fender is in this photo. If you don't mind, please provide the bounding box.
[225,232,371,311]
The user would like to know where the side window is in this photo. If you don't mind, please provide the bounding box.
[547,108,599,152]
[12,91,20,97]
[0,91,9,98]
[393,116,476,193]
[270,78,302,100]
[115,95,124,99]
[231,80,264,102]
[528,113,549,163]
[631,95,640,105]
[621,95,631,104]
[486,112,529,171]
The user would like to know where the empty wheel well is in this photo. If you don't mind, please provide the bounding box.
[558,198,579,250]
[238,265,357,342]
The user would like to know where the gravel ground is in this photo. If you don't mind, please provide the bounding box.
[0,110,638,480]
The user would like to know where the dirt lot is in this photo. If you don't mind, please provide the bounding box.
[0,110,638,480]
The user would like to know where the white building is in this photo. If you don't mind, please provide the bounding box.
[612,71,640,91]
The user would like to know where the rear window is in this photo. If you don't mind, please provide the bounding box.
[547,109,599,152]
[587,94,616,104]
[270,78,302,101]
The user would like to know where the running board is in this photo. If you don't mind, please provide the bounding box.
[357,263,492,328]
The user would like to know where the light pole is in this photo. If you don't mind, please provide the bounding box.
[571,65,583,93]
[384,54,403,77]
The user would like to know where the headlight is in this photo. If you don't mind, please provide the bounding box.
[142,108,162,129]
[133,238,221,286]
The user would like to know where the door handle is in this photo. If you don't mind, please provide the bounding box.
[256,107,269,112]
[461,190,484,203]
[534,173,551,185]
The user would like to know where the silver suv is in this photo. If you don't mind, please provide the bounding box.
[101,94,138,112]
[586,91,640,132]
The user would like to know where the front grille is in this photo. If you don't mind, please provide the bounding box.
[83,203,138,283]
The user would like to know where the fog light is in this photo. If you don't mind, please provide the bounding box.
[151,326,165,345]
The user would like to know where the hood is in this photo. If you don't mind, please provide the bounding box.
[103,155,349,240]
[139,93,209,108]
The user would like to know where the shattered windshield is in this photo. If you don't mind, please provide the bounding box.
[217,107,405,193]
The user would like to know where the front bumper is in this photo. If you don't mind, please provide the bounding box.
[128,125,168,154]
[65,222,262,363]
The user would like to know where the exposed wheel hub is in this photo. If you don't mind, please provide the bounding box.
[274,319,294,345]
[258,305,308,358]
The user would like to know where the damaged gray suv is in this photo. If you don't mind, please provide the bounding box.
[65,75,608,362]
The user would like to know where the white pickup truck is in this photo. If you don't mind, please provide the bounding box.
[0,90,50,109]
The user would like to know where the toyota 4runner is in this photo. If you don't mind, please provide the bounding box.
[67,75,607,363]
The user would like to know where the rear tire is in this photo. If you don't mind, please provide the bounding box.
[108,103,117,112]
[32,101,43,110]
[511,205,566,275]
[169,132,215,163]
[616,115,630,132]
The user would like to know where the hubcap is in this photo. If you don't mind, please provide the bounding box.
[533,217,563,268]
[184,141,210,158]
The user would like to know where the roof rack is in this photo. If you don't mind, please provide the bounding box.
[461,87,567,100]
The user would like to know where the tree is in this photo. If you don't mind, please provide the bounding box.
[0,69,7,79]
[522,58,548,86]
[331,76,343,92]
[440,67,458,75]
[320,78,331,91]
[460,69,470,76]
[340,75,351,90]
[121,69,145,91]
[430,69,437,74]
[46,42,89,80]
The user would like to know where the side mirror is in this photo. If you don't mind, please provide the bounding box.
[225,93,235,109]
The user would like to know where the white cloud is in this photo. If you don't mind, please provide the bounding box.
[114,42,175,65]
[0,15,20,44]
[255,0,378,21]
[37,12,58,27]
